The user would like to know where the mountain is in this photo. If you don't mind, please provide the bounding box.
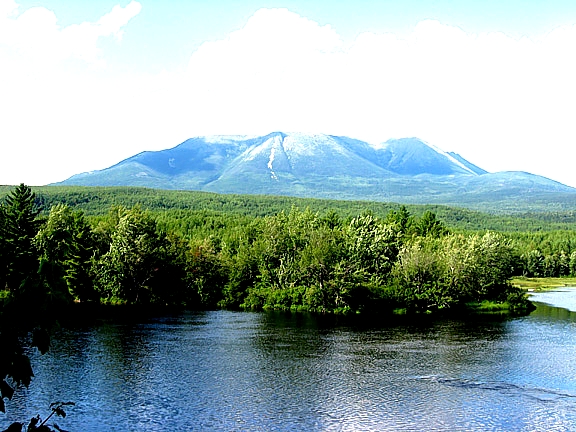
[57,132,576,211]
[370,138,487,176]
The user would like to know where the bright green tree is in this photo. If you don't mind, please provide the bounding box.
[185,238,227,307]
[347,213,400,285]
[299,226,348,312]
[94,206,168,304]
[35,204,97,302]
[470,231,516,300]
[393,238,446,311]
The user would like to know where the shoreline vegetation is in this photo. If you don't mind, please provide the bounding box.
[6,184,575,315]
[3,183,575,430]
[0,184,538,317]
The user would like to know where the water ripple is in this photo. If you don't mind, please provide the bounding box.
[417,375,576,402]
[3,309,576,431]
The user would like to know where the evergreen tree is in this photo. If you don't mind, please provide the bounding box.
[0,184,42,293]
[416,211,447,238]
[385,205,414,237]
[0,187,72,431]
[0,204,6,290]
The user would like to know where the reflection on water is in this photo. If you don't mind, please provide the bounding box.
[2,295,576,431]
[530,287,576,313]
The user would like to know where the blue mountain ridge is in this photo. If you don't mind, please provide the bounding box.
[57,132,576,210]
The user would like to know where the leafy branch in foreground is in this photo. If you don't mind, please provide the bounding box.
[3,401,75,432]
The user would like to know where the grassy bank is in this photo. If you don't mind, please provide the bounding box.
[512,276,576,291]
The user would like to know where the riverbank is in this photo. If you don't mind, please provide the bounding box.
[512,276,576,292]
[1,289,533,320]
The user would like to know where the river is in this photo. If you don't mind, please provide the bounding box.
[2,290,576,431]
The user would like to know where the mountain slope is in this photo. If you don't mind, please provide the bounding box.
[371,138,482,176]
[57,132,576,211]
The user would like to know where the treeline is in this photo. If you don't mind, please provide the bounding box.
[510,231,576,278]
[36,186,576,280]
[3,185,576,232]
[0,184,533,316]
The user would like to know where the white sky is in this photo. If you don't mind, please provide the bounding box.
[1,0,576,187]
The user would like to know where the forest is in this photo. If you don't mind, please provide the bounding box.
[0,184,547,316]
[6,183,576,314]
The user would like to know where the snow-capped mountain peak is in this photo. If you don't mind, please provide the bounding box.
[57,132,573,210]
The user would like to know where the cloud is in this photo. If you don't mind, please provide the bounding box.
[185,9,342,117]
[0,0,17,17]
[0,0,141,65]
[0,1,142,185]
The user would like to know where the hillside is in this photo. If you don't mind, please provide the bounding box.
[3,185,576,232]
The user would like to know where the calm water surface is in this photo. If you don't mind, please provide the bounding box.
[2,290,576,431]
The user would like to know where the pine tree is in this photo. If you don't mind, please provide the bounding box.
[1,184,42,293]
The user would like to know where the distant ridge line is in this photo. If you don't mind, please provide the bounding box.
[55,132,576,212]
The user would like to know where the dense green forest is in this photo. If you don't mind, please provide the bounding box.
[4,185,576,232]
[0,184,547,314]
[1,185,575,281]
